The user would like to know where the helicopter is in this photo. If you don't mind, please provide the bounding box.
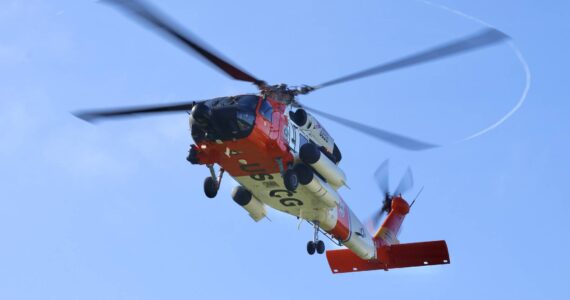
[76,0,509,273]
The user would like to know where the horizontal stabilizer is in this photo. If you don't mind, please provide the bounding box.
[326,240,450,274]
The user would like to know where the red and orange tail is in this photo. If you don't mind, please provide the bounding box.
[326,240,450,273]
[373,196,410,246]
[326,196,450,274]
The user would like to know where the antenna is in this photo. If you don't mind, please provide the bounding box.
[409,186,424,209]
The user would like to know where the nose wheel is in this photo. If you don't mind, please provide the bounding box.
[203,177,218,198]
[307,221,325,255]
[203,164,224,198]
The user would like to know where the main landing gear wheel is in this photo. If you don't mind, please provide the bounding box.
[204,177,218,198]
[283,169,298,192]
[307,241,316,255]
[316,240,325,254]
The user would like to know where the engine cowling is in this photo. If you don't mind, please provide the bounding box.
[290,109,335,153]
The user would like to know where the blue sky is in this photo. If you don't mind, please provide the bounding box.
[1,0,569,299]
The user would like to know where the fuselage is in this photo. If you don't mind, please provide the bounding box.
[189,94,376,259]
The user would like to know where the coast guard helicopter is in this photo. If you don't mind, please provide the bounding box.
[76,0,509,273]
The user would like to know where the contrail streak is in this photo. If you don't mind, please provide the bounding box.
[417,0,531,142]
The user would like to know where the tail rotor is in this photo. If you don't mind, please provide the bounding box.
[366,159,415,233]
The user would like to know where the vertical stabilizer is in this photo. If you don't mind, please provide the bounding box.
[373,196,410,246]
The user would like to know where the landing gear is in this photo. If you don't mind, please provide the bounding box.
[283,169,298,192]
[316,240,325,254]
[203,164,224,198]
[276,158,298,192]
[306,221,325,255]
[307,241,316,255]
[204,177,218,198]
[306,240,325,255]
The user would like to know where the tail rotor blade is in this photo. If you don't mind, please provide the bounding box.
[394,167,414,196]
[366,209,385,234]
[374,159,390,195]
[381,196,392,213]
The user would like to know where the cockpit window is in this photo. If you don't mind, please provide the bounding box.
[208,97,235,107]
[192,95,259,141]
[236,111,255,131]
[299,133,309,147]
[209,95,258,110]
[238,95,259,111]
[259,99,273,121]
[235,95,257,132]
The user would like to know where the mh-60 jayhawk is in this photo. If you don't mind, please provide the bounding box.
[76,0,509,273]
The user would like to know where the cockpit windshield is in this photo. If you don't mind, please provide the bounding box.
[192,95,259,141]
[235,95,258,134]
[237,95,259,111]
[208,95,258,110]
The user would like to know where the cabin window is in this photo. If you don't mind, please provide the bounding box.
[259,99,273,121]
[299,133,309,147]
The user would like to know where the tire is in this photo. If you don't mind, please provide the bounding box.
[204,177,218,198]
[316,240,325,254]
[283,169,299,191]
[307,241,316,255]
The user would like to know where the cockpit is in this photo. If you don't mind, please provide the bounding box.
[190,94,260,141]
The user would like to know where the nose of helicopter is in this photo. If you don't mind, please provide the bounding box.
[190,102,211,126]
[191,103,236,131]
[190,104,250,142]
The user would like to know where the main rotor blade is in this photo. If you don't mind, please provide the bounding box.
[104,0,264,86]
[394,167,414,196]
[374,159,390,195]
[303,105,438,151]
[312,28,509,90]
[74,101,199,123]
